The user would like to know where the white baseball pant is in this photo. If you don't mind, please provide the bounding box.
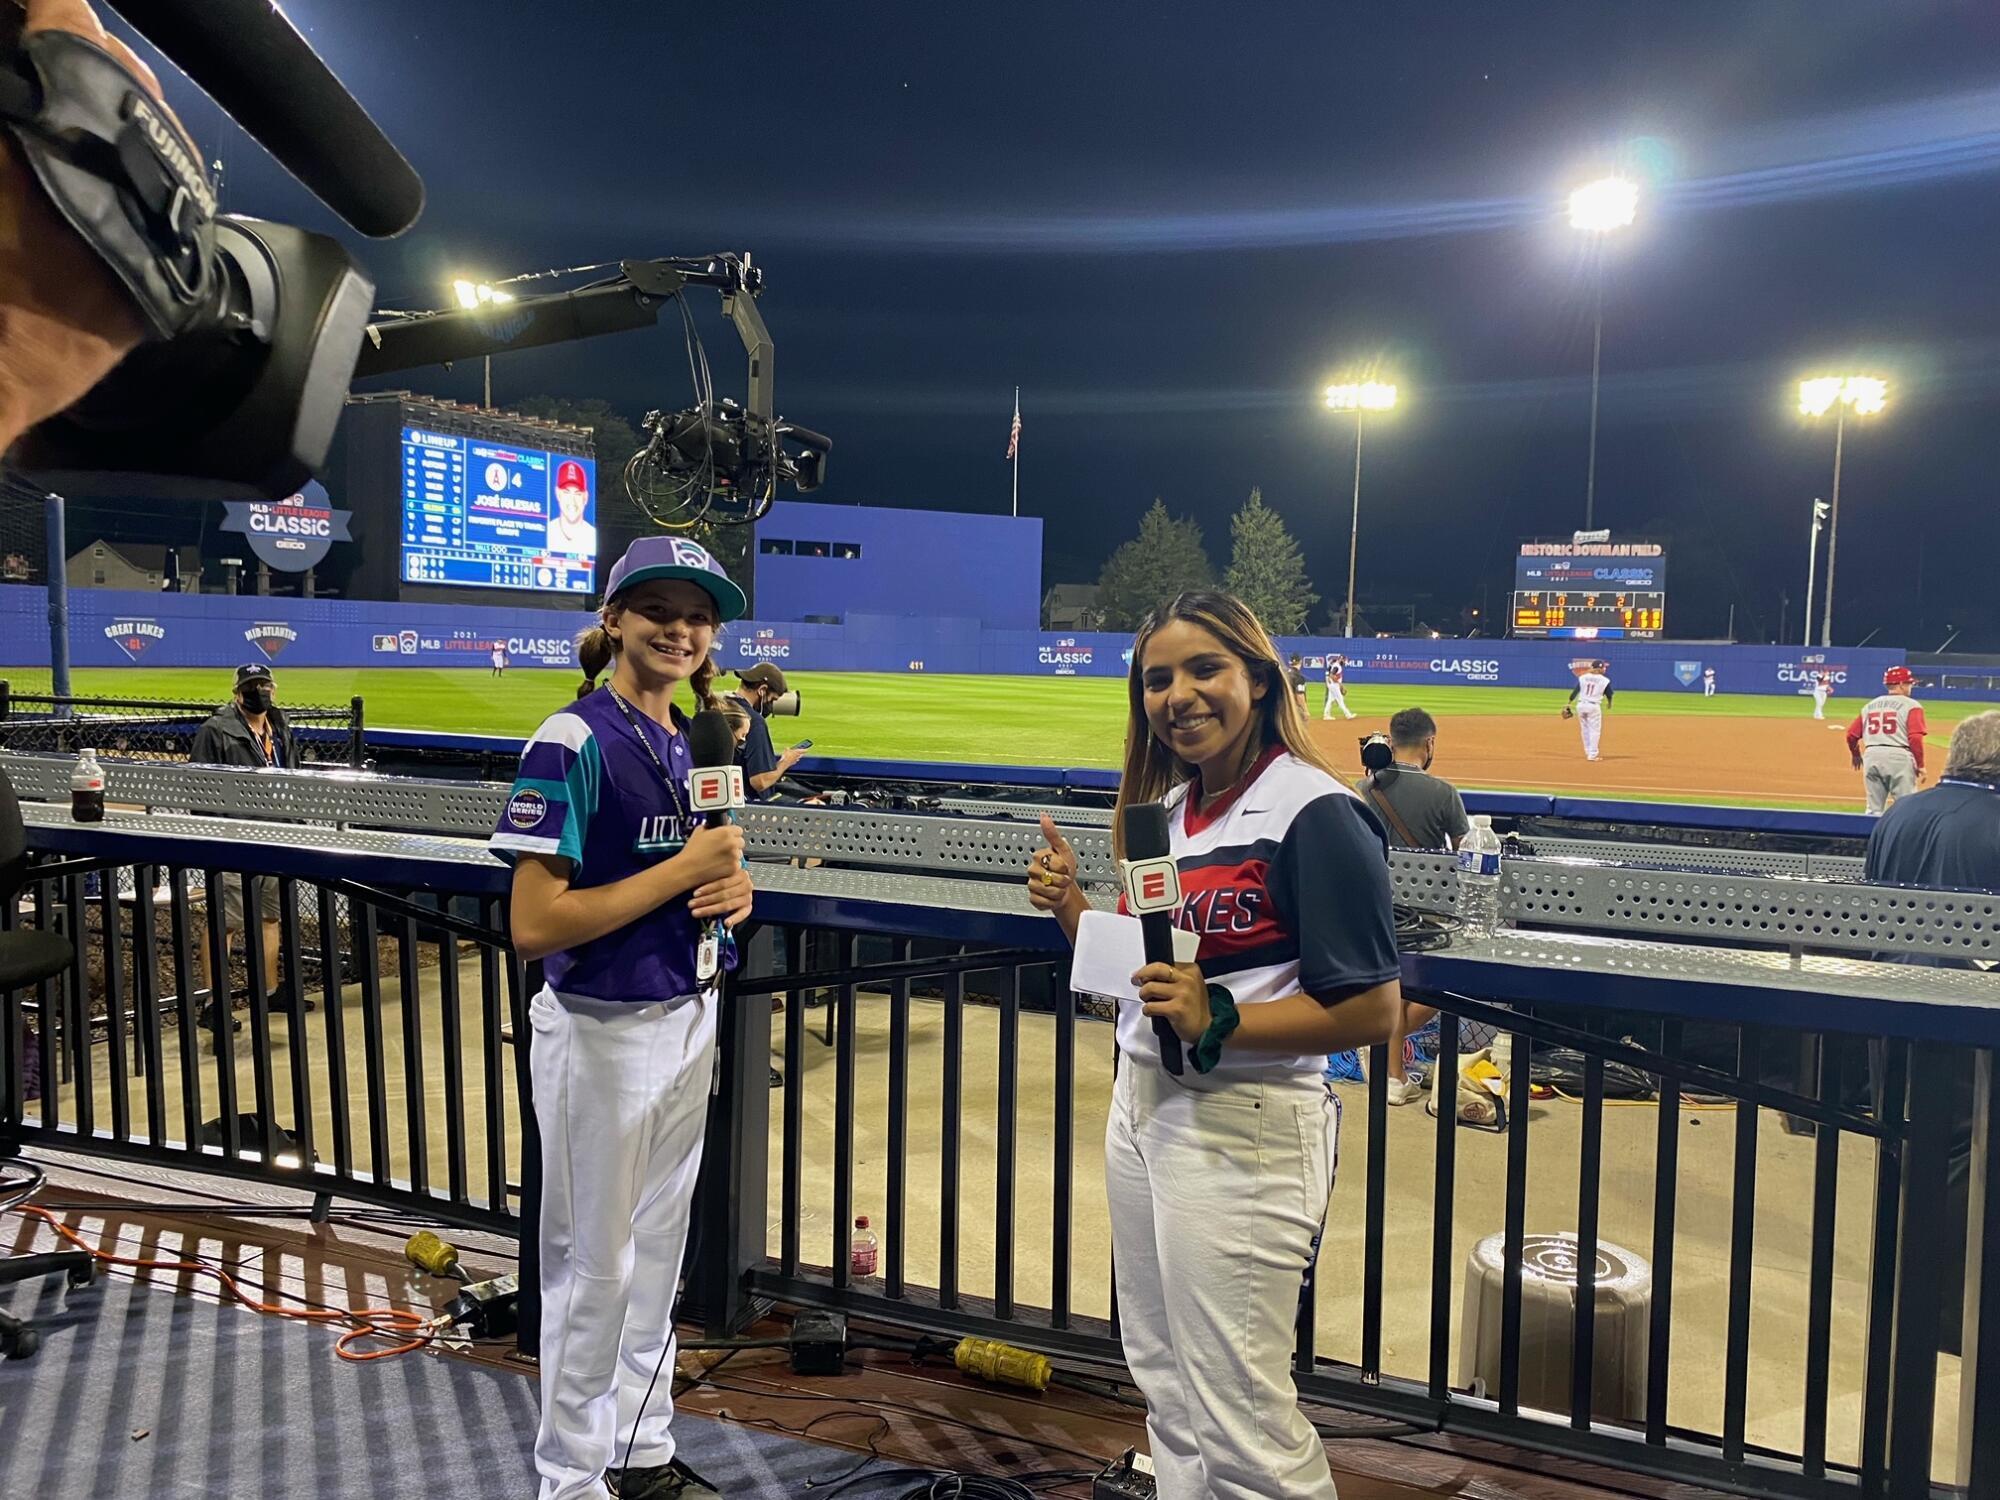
[1322,685,1353,720]
[1579,706,1603,760]
[1813,687,1828,720]
[1862,750,1918,815]
[1106,1061,1341,1500]
[529,987,716,1500]
[1703,679,1715,698]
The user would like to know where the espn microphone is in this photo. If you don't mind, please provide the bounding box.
[686,709,746,986]
[1119,802,1185,1076]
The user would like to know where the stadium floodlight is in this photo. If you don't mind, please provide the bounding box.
[451,278,515,309]
[1798,374,1889,646]
[1568,176,1638,232]
[1324,382,1398,412]
[1323,380,1401,639]
[1568,177,1638,532]
[449,278,516,405]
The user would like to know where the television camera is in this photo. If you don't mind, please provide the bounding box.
[1,0,826,523]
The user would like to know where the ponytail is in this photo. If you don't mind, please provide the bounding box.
[691,653,721,712]
[576,625,614,698]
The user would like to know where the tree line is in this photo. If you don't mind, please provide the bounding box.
[1096,488,1318,632]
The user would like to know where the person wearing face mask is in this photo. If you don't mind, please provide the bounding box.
[727,663,808,801]
[189,664,295,1016]
[1026,591,1401,1500]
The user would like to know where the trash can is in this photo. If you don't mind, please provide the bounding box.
[1458,1231,1651,1422]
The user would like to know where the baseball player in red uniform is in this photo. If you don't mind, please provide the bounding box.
[1846,666,1927,814]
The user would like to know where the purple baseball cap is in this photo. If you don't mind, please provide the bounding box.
[601,535,747,622]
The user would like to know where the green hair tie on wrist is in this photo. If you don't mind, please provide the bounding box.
[1189,984,1240,1074]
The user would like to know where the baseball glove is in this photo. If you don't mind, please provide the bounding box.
[1560,706,1575,721]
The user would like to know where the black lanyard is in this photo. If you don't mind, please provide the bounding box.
[606,688,692,824]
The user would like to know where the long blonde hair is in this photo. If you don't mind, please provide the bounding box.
[576,607,722,712]
[1112,591,1335,855]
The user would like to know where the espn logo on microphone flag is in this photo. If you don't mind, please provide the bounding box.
[689,765,745,813]
[1120,856,1181,915]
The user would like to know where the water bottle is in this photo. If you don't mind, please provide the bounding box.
[849,1215,879,1282]
[70,748,105,823]
[1455,814,1504,940]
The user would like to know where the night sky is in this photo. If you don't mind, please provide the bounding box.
[114,2,2000,647]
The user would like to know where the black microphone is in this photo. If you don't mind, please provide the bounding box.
[686,709,744,987]
[109,0,425,237]
[1119,802,1185,1076]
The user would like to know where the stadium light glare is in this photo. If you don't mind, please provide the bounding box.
[1324,382,1398,412]
[448,278,516,406]
[1797,374,1890,647]
[1568,176,1638,233]
[452,278,516,309]
[1324,379,1401,640]
[1569,177,1637,530]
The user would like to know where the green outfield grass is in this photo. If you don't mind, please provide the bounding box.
[3,666,1994,784]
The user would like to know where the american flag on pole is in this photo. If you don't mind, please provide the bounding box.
[1006,392,1021,461]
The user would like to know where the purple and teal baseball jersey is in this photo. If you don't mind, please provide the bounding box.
[489,691,732,1004]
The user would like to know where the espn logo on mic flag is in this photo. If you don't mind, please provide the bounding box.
[688,765,745,813]
[1120,856,1181,915]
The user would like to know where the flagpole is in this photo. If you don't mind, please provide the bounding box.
[1011,387,1020,518]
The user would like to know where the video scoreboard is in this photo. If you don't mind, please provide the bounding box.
[1511,538,1667,640]
[399,426,598,594]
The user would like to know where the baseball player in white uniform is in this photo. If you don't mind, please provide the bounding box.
[1812,670,1832,720]
[1565,660,1612,760]
[1702,667,1716,698]
[1321,654,1355,720]
[1846,666,1928,814]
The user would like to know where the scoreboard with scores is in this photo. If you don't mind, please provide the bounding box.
[399,426,599,594]
[1511,590,1666,638]
[1511,537,1667,639]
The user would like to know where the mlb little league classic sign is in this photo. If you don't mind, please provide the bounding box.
[220,480,352,572]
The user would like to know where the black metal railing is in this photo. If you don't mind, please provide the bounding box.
[697,917,1987,1500]
[1,851,522,1230]
[0,684,365,767]
[5,828,1990,1500]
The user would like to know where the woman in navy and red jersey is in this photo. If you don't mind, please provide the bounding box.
[1027,591,1402,1500]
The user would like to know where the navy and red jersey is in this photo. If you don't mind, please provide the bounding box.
[1117,747,1400,1078]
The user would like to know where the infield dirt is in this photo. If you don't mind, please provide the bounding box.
[1310,709,1878,808]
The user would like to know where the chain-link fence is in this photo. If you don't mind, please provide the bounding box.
[0,683,363,766]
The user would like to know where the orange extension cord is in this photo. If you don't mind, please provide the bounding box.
[8,1204,436,1361]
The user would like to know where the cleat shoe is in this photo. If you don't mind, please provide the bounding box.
[608,1459,722,1499]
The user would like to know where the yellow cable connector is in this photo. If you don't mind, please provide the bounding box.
[954,1336,1051,1393]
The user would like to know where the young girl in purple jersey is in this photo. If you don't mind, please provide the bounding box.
[492,537,753,1500]
[1027,592,1401,1500]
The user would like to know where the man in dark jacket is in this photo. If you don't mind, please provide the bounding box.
[1861,710,2000,1356]
[190,664,295,1008]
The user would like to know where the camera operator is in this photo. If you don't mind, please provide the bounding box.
[0,0,179,453]
[728,663,807,801]
[1356,707,1468,853]
[1356,707,1467,1105]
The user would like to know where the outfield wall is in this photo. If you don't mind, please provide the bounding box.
[0,584,1937,698]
